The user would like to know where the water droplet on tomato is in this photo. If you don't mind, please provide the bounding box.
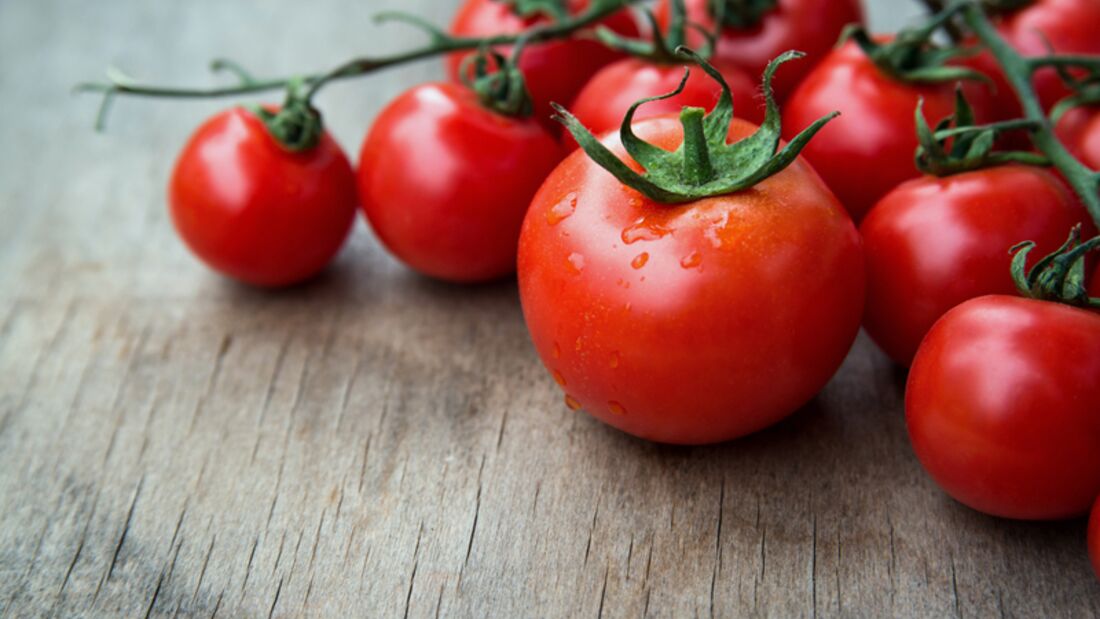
[608,401,627,416]
[609,352,620,369]
[546,192,578,225]
[552,370,566,387]
[621,218,670,245]
[574,337,584,352]
[631,252,649,270]
[680,251,702,269]
[566,252,585,274]
[564,394,582,411]
[552,342,561,359]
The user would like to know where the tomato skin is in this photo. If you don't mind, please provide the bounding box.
[861,166,1089,365]
[168,108,357,287]
[655,0,863,101]
[518,116,864,445]
[783,41,994,222]
[566,58,763,150]
[1056,106,1100,171]
[1090,497,1100,581]
[907,295,1100,520]
[447,0,639,132]
[357,82,563,283]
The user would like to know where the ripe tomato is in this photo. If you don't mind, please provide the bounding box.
[784,40,994,222]
[566,58,763,149]
[861,165,1089,365]
[1056,105,1100,171]
[907,295,1100,520]
[517,116,864,445]
[168,107,357,287]
[357,82,563,283]
[447,0,639,131]
[1090,497,1100,580]
[969,0,1100,116]
[654,0,863,101]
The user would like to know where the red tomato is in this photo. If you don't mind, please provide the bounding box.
[447,0,639,131]
[168,107,357,287]
[357,82,563,283]
[1090,497,1100,580]
[784,40,997,222]
[1056,105,1100,171]
[566,58,763,150]
[861,165,1089,365]
[517,116,864,445]
[907,295,1100,520]
[654,0,863,101]
[969,0,1100,116]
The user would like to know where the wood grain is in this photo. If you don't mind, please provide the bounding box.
[0,1,1097,617]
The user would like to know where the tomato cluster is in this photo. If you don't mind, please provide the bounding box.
[104,0,1100,580]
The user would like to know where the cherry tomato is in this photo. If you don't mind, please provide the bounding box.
[784,40,997,222]
[1090,497,1100,580]
[357,82,563,283]
[517,116,864,445]
[655,0,863,101]
[168,107,357,287]
[861,165,1089,365]
[907,295,1100,520]
[968,0,1100,116]
[566,57,763,150]
[1056,105,1100,171]
[447,0,639,131]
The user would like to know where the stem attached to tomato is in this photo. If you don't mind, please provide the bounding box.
[73,0,638,130]
[595,0,715,64]
[1011,226,1100,308]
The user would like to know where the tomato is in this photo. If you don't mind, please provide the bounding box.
[1092,266,1100,297]
[168,107,357,287]
[968,0,1100,116]
[1056,105,1100,171]
[357,82,563,283]
[447,0,639,131]
[784,40,999,222]
[1090,497,1100,580]
[654,0,863,101]
[517,116,864,445]
[566,57,763,150]
[861,165,1089,365]
[906,295,1100,520]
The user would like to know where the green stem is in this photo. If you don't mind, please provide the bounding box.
[960,2,1100,228]
[76,0,635,106]
[680,107,715,184]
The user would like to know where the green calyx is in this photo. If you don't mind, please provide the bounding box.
[596,0,715,64]
[459,43,535,118]
[494,0,569,22]
[1011,225,1100,308]
[915,86,1047,176]
[552,47,838,204]
[708,0,778,30]
[251,79,323,153]
[842,17,988,85]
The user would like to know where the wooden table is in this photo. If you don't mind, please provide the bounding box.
[0,1,1096,616]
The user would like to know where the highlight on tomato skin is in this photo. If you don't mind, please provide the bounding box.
[168,107,358,288]
[860,165,1092,366]
[517,115,865,445]
[905,295,1100,521]
[356,82,564,283]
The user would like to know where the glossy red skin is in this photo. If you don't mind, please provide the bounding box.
[1056,106,1100,171]
[168,108,357,287]
[784,41,999,222]
[969,0,1100,117]
[358,82,563,283]
[1090,497,1100,580]
[566,57,763,150]
[447,0,639,132]
[907,295,1100,520]
[861,166,1090,365]
[517,116,865,445]
[655,0,862,101]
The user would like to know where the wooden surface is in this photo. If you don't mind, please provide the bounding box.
[0,1,1097,617]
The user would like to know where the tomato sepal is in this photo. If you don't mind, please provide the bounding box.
[1011,225,1100,308]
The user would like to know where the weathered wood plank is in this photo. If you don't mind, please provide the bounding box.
[0,1,1098,618]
